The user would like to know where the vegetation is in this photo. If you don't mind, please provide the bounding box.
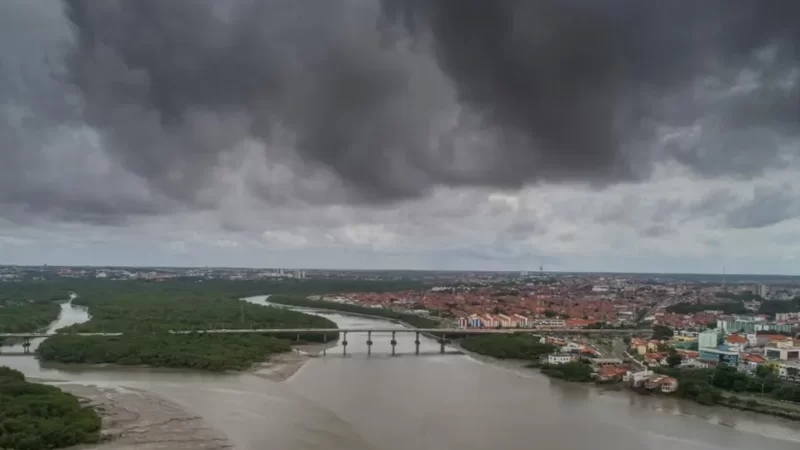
[33,282,340,371]
[0,283,71,333]
[267,295,442,328]
[665,348,683,368]
[666,301,747,316]
[459,334,556,360]
[651,325,674,340]
[715,291,764,302]
[63,292,336,336]
[759,297,800,318]
[667,296,800,318]
[0,366,101,450]
[540,361,594,382]
[38,333,292,371]
[656,365,800,404]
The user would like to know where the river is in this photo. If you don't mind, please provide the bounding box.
[1,295,799,450]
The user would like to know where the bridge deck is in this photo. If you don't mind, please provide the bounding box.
[0,328,649,339]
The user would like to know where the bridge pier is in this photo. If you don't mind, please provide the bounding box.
[415,331,420,355]
[342,332,348,357]
[323,334,327,356]
[22,338,31,355]
[367,331,373,357]
[390,331,397,356]
[440,334,446,354]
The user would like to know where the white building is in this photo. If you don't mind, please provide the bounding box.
[776,312,800,322]
[548,354,573,365]
[776,361,800,381]
[698,329,718,350]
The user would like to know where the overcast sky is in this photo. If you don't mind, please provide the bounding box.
[2,0,800,274]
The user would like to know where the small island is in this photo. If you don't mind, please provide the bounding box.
[36,287,339,371]
[0,366,101,450]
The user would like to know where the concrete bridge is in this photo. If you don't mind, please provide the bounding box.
[1,327,650,357]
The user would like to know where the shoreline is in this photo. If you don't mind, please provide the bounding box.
[250,341,338,382]
[54,383,233,450]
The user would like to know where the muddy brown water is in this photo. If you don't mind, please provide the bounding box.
[2,295,799,450]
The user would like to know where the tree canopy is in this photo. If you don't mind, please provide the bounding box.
[0,366,101,450]
[35,282,340,371]
[459,334,555,360]
[651,325,674,340]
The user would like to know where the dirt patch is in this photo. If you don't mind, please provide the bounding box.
[55,383,233,450]
[251,343,336,382]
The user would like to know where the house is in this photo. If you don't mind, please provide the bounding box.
[531,318,566,329]
[590,358,624,368]
[776,361,800,381]
[725,333,749,352]
[764,337,800,361]
[660,377,679,393]
[496,314,513,328]
[513,314,529,328]
[548,354,574,365]
[740,354,767,373]
[631,338,649,355]
[596,366,627,382]
[482,314,498,328]
[561,342,582,353]
[462,314,483,328]
[643,352,667,367]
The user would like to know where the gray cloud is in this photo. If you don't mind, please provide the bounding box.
[3,0,800,227]
[724,183,800,229]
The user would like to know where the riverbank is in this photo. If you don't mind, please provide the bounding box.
[267,295,442,329]
[251,342,338,382]
[54,383,233,449]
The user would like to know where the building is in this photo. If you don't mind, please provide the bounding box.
[548,354,573,365]
[752,284,768,298]
[776,361,800,381]
[764,338,800,361]
[724,333,749,352]
[660,377,679,393]
[741,354,767,373]
[590,358,624,369]
[776,312,800,322]
[531,318,566,329]
[718,316,793,334]
[698,347,739,366]
[698,329,719,350]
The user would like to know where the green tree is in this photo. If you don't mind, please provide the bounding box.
[652,325,674,340]
[666,349,682,368]
[696,391,715,405]
[0,366,101,449]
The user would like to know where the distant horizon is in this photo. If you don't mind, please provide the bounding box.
[2,263,797,278]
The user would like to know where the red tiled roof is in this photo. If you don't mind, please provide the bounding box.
[726,334,748,344]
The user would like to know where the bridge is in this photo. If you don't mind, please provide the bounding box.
[1,327,651,357]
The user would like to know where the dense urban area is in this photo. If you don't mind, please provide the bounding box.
[1,265,800,448]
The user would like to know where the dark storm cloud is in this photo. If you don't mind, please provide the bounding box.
[383,0,800,179]
[5,0,800,222]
